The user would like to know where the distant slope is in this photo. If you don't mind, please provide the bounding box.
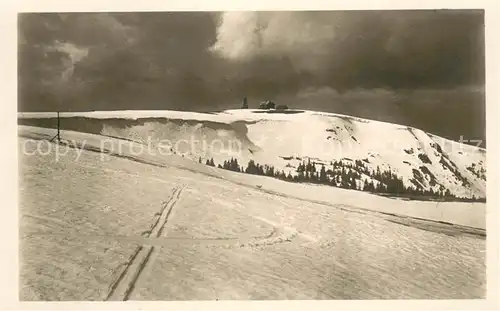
[18,109,486,199]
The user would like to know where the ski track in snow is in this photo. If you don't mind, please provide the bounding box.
[105,186,187,301]
[104,184,300,301]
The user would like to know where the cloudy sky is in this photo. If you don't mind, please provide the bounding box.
[18,10,485,144]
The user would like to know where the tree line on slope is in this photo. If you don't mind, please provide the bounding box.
[199,156,484,202]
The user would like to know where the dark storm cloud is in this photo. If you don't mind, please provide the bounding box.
[211,10,484,91]
[18,12,221,111]
[18,10,485,143]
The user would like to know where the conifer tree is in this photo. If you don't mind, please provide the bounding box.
[319,165,327,184]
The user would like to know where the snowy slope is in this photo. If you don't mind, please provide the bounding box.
[19,127,486,300]
[18,109,486,198]
[18,125,486,229]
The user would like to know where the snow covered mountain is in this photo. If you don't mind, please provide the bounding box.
[18,109,486,199]
[18,126,486,300]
